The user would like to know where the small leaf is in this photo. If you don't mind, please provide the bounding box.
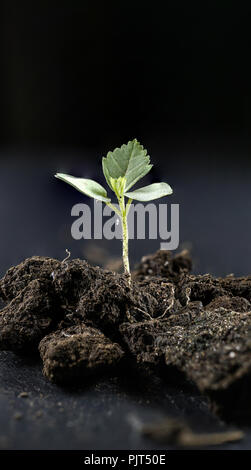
[109,176,126,197]
[55,173,111,203]
[125,182,173,201]
[102,157,113,190]
[102,139,152,192]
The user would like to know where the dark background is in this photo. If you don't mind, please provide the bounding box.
[0,2,251,451]
[2,2,251,146]
[1,1,251,277]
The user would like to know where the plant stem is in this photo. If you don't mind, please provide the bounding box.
[119,195,131,283]
[106,202,121,217]
[122,205,130,276]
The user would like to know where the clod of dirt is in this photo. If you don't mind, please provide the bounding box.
[0,256,60,302]
[77,273,179,339]
[13,412,23,421]
[121,299,251,421]
[52,258,100,307]
[176,274,229,306]
[206,295,251,312]
[77,271,132,337]
[39,324,124,384]
[142,417,244,447]
[131,279,180,321]
[133,249,192,281]
[163,307,251,390]
[177,274,251,306]
[18,392,29,398]
[219,275,251,302]
[0,279,60,352]
[120,303,203,369]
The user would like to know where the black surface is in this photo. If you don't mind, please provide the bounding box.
[0,351,250,450]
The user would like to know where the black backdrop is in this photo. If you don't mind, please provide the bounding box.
[0,2,251,276]
[2,2,251,147]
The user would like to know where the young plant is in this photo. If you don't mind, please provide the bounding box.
[55,139,173,283]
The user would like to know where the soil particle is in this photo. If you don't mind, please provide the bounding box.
[176,274,229,306]
[18,392,29,398]
[131,279,180,321]
[177,274,251,307]
[120,303,203,368]
[206,295,251,312]
[0,256,60,302]
[133,249,192,281]
[142,417,244,447]
[39,324,125,384]
[219,276,251,302]
[120,320,168,368]
[0,279,61,352]
[120,300,251,421]
[13,412,23,421]
[52,258,100,307]
[76,271,131,336]
[163,308,251,396]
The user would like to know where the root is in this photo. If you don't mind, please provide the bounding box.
[62,249,71,265]
[156,284,175,319]
[133,306,153,321]
[185,287,191,305]
[133,284,176,321]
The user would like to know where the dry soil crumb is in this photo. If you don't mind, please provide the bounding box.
[142,417,244,447]
[39,324,125,384]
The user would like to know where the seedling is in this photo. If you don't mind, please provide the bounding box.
[55,139,173,283]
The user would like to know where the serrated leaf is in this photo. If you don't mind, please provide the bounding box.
[125,182,173,201]
[55,173,111,203]
[102,157,113,190]
[102,139,152,192]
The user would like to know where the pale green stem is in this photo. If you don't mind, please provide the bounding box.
[122,205,130,276]
[106,196,131,284]
[106,201,121,217]
[118,195,131,282]
[125,198,132,216]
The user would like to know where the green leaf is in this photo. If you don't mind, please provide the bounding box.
[102,157,113,190]
[55,173,111,203]
[102,139,152,192]
[109,176,126,197]
[125,182,173,201]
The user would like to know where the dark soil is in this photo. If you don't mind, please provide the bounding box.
[1,249,251,424]
[39,324,124,384]
[0,256,61,302]
[0,279,61,352]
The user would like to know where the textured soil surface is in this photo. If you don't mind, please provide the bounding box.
[39,324,124,384]
[1,250,251,425]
